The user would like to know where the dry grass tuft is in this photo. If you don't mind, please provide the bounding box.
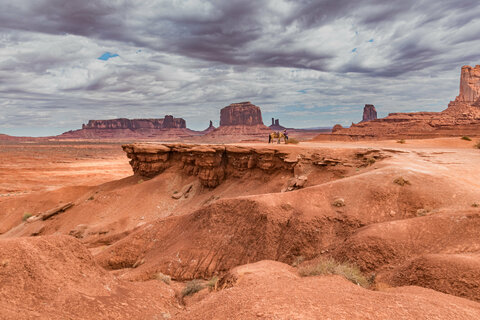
[461,136,472,141]
[286,138,300,144]
[22,213,33,221]
[155,272,171,285]
[475,141,480,149]
[397,139,406,144]
[298,258,369,288]
[182,279,204,297]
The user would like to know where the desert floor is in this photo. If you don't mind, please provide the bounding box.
[1,137,479,319]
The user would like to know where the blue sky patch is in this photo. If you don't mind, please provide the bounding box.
[368,38,374,42]
[297,89,307,94]
[352,48,357,53]
[98,52,119,61]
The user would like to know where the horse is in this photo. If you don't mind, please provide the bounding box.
[269,132,287,144]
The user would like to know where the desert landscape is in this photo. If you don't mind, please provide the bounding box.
[2,1,480,318]
[1,65,480,318]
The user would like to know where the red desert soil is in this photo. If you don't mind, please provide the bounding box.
[1,137,480,319]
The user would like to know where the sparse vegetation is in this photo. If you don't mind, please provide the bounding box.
[137,179,144,184]
[475,141,480,149]
[298,258,369,288]
[416,208,429,216]
[88,196,94,201]
[206,276,219,291]
[393,177,410,186]
[286,138,300,144]
[22,213,32,221]
[461,136,472,141]
[397,139,406,144]
[155,272,171,285]
[291,256,305,267]
[472,203,479,208]
[182,279,204,297]
[366,158,376,165]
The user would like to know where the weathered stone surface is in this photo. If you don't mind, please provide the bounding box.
[220,102,264,126]
[361,104,377,122]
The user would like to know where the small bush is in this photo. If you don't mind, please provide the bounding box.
[286,138,300,144]
[472,203,479,208]
[155,272,171,285]
[291,256,305,267]
[366,158,376,165]
[22,213,33,221]
[182,279,204,297]
[475,141,480,149]
[206,276,219,291]
[298,258,369,288]
[397,139,406,144]
[461,136,472,141]
[137,179,144,184]
[393,177,410,186]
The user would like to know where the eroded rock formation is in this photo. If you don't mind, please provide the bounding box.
[361,104,377,122]
[220,102,264,126]
[82,115,186,130]
[123,143,385,188]
[319,65,480,140]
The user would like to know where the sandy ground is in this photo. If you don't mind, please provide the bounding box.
[1,136,480,319]
[0,141,131,196]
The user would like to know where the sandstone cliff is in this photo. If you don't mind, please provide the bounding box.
[220,102,264,126]
[319,65,480,140]
[82,115,186,130]
[361,104,377,122]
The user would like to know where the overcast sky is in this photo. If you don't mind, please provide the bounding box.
[1,0,479,136]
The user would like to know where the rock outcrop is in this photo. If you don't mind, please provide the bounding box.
[269,118,286,130]
[361,104,377,122]
[82,115,186,130]
[202,120,216,133]
[317,65,480,140]
[220,102,264,126]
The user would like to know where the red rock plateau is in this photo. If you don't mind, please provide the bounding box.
[323,65,480,140]
[1,137,480,318]
[205,102,272,141]
[58,115,201,140]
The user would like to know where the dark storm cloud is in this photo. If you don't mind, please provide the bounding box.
[1,0,480,135]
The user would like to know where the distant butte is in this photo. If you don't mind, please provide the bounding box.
[361,104,377,122]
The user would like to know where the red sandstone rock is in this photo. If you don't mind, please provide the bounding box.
[220,102,264,126]
[82,115,186,130]
[361,104,377,122]
[318,65,480,140]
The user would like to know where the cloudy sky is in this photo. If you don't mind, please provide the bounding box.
[1,0,479,136]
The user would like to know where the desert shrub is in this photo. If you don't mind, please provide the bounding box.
[182,279,204,297]
[155,272,171,285]
[472,203,479,208]
[475,141,480,149]
[393,177,410,186]
[137,179,144,184]
[206,276,219,291]
[366,158,376,165]
[22,213,33,221]
[461,136,472,141]
[397,139,406,144]
[286,138,300,144]
[298,258,369,288]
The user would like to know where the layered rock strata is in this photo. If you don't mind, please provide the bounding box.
[122,143,385,188]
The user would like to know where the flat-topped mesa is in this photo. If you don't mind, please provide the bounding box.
[361,104,377,122]
[82,115,186,130]
[220,102,264,126]
[455,65,480,104]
